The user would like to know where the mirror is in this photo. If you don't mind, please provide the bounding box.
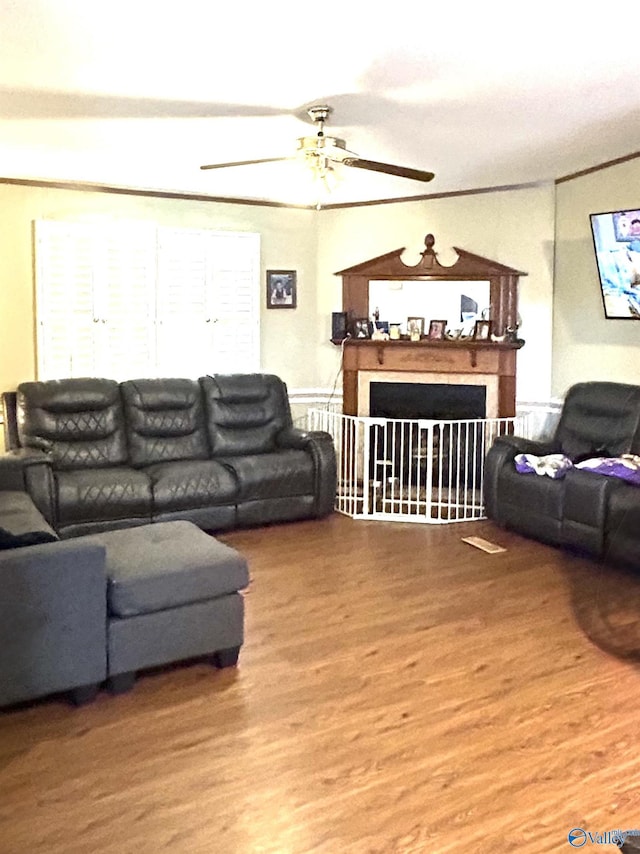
[369,279,491,336]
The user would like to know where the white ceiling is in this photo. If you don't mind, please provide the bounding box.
[2,0,640,208]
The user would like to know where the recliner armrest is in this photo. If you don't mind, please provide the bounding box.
[483,435,559,522]
[275,426,315,450]
[0,449,52,491]
[0,449,57,529]
[275,428,337,517]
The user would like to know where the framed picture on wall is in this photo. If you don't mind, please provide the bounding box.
[266,270,297,309]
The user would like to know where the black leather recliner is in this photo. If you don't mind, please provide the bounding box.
[3,373,337,538]
[484,381,640,567]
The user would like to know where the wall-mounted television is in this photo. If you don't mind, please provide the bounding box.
[589,209,640,319]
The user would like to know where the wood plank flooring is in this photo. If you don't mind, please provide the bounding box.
[1,514,640,853]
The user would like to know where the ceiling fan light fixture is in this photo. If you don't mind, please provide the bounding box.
[199,102,435,201]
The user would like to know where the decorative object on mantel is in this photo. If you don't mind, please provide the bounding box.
[331,311,348,341]
[473,319,492,341]
[407,317,425,341]
[371,328,389,341]
[353,318,371,338]
[427,319,446,340]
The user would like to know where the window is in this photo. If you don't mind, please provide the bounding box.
[35,220,260,380]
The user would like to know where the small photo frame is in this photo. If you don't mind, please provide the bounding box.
[266,270,297,309]
[427,319,447,340]
[353,318,371,339]
[407,317,425,337]
[473,319,492,341]
[374,320,389,334]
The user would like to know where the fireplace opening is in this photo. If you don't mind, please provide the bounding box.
[369,382,486,421]
[368,382,487,493]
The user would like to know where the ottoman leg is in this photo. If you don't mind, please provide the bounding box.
[213,646,241,669]
[108,672,137,695]
[69,683,100,707]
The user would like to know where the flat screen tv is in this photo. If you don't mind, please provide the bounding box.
[590,209,640,319]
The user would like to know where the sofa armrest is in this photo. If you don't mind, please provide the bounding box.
[483,435,558,522]
[0,449,57,529]
[276,428,337,517]
[0,539,107,707]
[0,448,52,491]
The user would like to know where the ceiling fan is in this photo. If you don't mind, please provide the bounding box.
[200,105,435,188]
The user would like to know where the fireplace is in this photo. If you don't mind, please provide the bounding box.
[367,382,487,491]
[370,381,486,421]
[357,369,499,419]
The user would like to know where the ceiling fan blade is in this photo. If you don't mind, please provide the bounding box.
[342,157,435,183]
[200,157,293,170]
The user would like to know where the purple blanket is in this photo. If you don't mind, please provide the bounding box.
[575,454,640,486]
[514,453,573,479]
[514,452,640,485]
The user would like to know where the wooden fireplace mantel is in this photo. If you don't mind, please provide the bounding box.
[341,338,523,417]
[335,234,527,418]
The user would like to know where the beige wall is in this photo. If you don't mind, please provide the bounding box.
[0,183,317,395]
[11,170,627,447]
[316,184,557,405]
[553,158,640,398]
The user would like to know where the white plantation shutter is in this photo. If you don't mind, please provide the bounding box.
[35,220,260,380]
[157,227,260,376]
[211,231,260,374]
[35,221,99,379]
[156,227,215,377]
[97,223,157,380]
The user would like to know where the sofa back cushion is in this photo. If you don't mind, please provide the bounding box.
[17,378,126,470]
[200,373,292,456]
[121,378,209,467]
[555,381,640,459]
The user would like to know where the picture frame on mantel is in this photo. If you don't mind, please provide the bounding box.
[427,319,447,340]
[473,319,492,341]
[266,270,297,309]
[407,317,425,338]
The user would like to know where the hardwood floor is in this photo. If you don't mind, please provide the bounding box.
[1,514,640,853]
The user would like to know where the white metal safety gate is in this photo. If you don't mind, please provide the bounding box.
[308,409,530,524]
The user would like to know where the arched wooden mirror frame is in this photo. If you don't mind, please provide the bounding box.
[334,234,527,417]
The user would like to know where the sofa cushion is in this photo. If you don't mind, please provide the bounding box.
[56,467,152,526]
[200,373,292,456]
[121,378,210,467]
[220,450,314,500]
[85,521,250,617]
[0,490,59,547]
[144,459,238,512]
[17,378,127,470]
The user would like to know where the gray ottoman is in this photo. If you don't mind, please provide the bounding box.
[85,521,249,692]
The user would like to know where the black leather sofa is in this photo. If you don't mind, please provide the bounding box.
[2,373,337,538]
[484,381,640,569]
